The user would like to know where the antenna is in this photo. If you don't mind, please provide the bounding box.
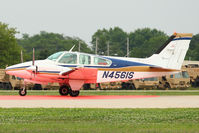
[69,45,75,52]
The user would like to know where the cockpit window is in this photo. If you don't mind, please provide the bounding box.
[58,53,77,64]
[79,54,91,65]
[47,52,63,61]
[94,57,111,66]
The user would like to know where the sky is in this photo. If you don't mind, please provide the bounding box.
[0,0,199,44]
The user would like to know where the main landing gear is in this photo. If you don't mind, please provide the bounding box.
[59,85,80,97]
[18,85,79,97]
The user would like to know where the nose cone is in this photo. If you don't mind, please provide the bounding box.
[5,64,16,71]
[5,64,15,75]
[5,65,16,75]
[5,60,55,74]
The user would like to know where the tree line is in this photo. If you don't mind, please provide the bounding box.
[0,21,199,68]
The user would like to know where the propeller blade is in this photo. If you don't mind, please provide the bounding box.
[32,48,35,66]
[21,50,23,63]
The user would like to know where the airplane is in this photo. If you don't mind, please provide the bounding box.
[5,33,193,97]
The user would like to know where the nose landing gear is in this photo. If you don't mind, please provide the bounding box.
[19,88,27,96]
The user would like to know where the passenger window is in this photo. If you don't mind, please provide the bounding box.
[79,54,91,65]
[58,53,77,64]
[94,57,111,66]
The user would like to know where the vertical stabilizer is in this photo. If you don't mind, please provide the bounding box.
[146,33,193,70]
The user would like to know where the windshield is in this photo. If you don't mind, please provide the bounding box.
[47,52,64,61]
[58,53,77,64]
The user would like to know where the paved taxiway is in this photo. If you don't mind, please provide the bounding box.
[0,95,199,108]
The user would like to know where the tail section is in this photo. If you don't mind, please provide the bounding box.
[146,33,193,70]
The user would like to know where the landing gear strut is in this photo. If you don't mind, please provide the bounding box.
[59,85,80,97]
[19,88,27,96]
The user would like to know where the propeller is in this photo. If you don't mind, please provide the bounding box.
[32,48,38,74]
[32,48,35,66]
[26,48,38,75]
[21,50,23,63]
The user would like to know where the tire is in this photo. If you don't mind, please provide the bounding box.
[33,84,42,90]
[164,82,171,90]
[96,83,101,90]
[128,84,136,90]
[59,85,70,96]
[14,87,20,90]
[69,90,80,97]
[121,82,128,90]
[83,84,91,90]
[19,89,27,96]
[0,83,3,89]
[5,83,12,90]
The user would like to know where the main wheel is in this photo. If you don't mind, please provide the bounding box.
[19,88,27,96]
[69,90,80,97]
[59,85,70,96]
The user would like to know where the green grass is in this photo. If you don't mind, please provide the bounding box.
[0,90,199,96]
[0,108,199,133]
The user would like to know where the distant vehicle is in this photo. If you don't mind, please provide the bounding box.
[183,65,199,87]
[158,71,190,89]
[119,77,159,90]
[0,69,32,90]
[134,77,159,90]
[0,69,23,90]
[6,33,192,96]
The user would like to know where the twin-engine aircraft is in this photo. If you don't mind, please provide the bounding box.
[6,33,192,96]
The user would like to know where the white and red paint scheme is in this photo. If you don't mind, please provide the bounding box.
[6,33,193,96]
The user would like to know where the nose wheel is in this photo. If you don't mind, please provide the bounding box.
[19,88,27,96]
